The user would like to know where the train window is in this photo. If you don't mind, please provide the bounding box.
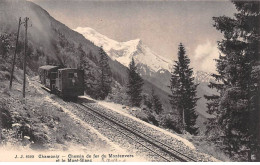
[51,72,57,79]
[68,73,74,79]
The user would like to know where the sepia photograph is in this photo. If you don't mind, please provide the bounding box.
[0,0,259,162]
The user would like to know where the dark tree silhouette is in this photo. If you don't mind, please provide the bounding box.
[97,47,112,100]
[126,58,144,107]
[204,1,260,161]
[169,43,199,135]
[151,88,163,114]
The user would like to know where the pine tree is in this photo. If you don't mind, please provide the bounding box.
[204,1,260,161]
[77,44,99,98]
[77,44,89,88]
[151,88,163,114]
[78,44,88,70]
[126,58,144,107]
[143,94,152,109]
[169,43,199,135]
[97,47,112,100]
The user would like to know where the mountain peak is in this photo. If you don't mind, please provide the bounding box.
[127,38,142,46]
[74,26,173,73]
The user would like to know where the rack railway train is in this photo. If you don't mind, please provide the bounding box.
[39,65,84,98]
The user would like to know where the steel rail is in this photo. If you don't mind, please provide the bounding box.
[74,102,197,162]
[73,103,173,162]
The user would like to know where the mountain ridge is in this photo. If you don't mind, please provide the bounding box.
[74,27,173,74]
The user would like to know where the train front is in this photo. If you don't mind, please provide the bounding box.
[56,68,84,98]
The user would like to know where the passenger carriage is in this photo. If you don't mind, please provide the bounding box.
[38,65,60,92]
[38,65,84,98]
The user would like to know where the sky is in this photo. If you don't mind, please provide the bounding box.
[29,0,237,72]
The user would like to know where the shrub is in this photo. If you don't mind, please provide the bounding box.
[161,115,182,134]
[0,100,12,129]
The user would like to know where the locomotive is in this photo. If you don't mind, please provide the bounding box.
[39,65,84,98]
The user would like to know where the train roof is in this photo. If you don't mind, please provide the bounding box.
[58,68,81,71]
[39,65,60,71]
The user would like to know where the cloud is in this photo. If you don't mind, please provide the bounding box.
[194,40,219,73]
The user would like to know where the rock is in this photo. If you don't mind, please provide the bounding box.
[131,108,138,111]
[58,107,64,112]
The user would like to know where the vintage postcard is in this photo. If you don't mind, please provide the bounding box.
[0,0,259,162]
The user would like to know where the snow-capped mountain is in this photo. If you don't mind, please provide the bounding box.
[74,27,215,96]
[74,27,173,75]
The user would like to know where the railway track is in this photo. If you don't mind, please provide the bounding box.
[72,101,197,162]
